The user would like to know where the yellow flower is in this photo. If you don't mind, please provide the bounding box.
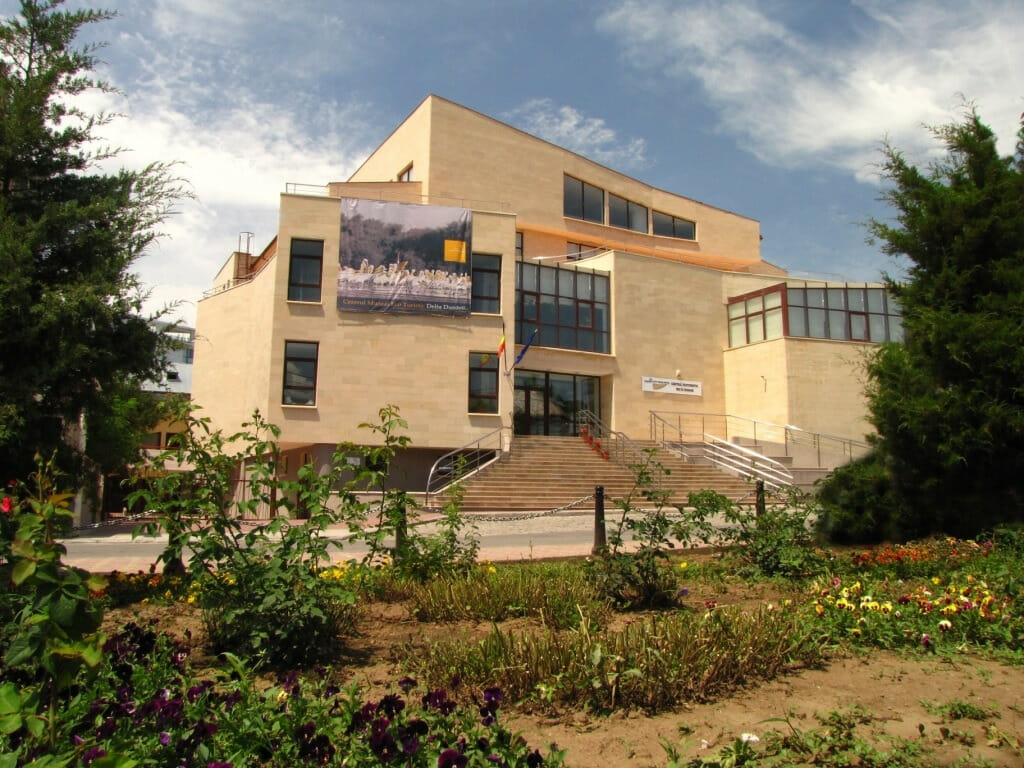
[815,604,825,616]
[880,602,893,614]
[487,565,496,574]
[940,604,958,615]
[679,561,688,570]
[186,595,196,604]
[932,577,942,586]
[164,590,172,600]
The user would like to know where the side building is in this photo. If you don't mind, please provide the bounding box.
[193,95,898,495]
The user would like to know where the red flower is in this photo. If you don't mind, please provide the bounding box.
[1,496,12,515]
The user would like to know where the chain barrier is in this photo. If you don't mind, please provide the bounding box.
[70,510,155,533]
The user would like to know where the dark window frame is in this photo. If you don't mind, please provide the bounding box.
[515,260,611,354]
[282,340,319,406]
[729,283,903,347]
[563,175,604,224]
[468,352,500,414]
[652,210,697,241]
[471,253,501,314]
[287,238,324,302]
[608,193,649,233]
[727,284,787,347]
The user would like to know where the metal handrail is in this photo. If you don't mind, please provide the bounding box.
[649,412,795,490]
[424,426,510,508]
[649,410,869,470]
[699,433,793,490]
[578,410,663,491]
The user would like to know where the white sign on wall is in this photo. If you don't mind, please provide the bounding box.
[641,376,703,397]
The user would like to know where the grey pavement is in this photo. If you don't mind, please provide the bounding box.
[61,511,624,573]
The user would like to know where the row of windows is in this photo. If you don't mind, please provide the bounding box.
[563,175,696,241]
[284,339,502,415]
[515,260,611,354]
[727,284,904,347]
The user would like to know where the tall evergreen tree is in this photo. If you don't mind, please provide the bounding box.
[866,108,1024,537]
[0,0,185,482]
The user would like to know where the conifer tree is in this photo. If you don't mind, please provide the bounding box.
[866,108,1024,537]
[0,0,185,482]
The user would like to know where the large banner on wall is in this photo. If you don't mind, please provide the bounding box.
[337,198,472,316]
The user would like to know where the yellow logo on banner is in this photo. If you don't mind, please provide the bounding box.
[444,239,467,263]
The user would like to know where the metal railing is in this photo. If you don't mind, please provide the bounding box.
[424,426,510,508]
[649,411,869,470]
[649,412,795,490]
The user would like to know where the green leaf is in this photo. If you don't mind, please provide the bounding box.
[0,683,21,715]
[0,712,23,735]
[4,632,40,667]
[11,558,36,585]
[24,713,45,738]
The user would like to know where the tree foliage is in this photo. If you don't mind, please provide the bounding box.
[0,0,187,481]
[864,108,1024,538]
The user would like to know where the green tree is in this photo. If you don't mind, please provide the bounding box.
[0,0,186,483]
[865,108,1024,538]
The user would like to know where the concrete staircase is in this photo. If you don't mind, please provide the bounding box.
[447,435,755,512]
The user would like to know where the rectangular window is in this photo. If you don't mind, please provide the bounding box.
[609,194,648,233]
[727,286,785,346]
[283,341,318,406]
[515,231,523,260]
[652,210,696,240]
[471,254,501,313]
[288,239,324,302]
[516,261,610,353]
[563,175,604,223]
[468,352,499,413]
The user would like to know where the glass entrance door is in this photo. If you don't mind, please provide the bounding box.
[513,370,600,436]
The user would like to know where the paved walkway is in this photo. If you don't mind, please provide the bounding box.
[61,511,614,573]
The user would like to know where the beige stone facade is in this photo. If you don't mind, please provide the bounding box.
[193,95,893,488]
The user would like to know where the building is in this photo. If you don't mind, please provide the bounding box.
[192,95,898,494]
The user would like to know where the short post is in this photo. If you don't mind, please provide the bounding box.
[592,485,606,554]
[395,499,408,560]
[755,479,766,518]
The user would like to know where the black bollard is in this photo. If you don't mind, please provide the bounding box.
[592,485,606,554]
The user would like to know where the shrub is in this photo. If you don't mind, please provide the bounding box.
[815,450,904,544]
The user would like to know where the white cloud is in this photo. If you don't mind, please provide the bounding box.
[78,83,373,326]
[502,98,648,171]
[597,0,1024,181]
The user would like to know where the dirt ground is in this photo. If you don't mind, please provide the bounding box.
[105,595,1024,768]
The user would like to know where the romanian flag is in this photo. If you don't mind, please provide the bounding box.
[497,334,506,358]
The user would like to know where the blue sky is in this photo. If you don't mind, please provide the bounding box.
[6,0,1023,326]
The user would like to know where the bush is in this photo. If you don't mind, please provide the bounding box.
[815,451,904,544]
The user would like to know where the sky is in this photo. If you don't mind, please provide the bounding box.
[5,0,1023,327]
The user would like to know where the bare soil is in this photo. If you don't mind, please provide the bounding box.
[105,594,1024,768]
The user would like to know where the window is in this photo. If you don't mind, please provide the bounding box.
[567,242,584,260]
[288,239,324,302]
[563,175,604,223]
[516,260,610,353]
[728,287,784,347]
[729,283,903,347]
[652,211,696,240]
[471,254,501,313]
[608,193,649,233]
[468,352,499,413]
[397,163,412,182]
[283,341,318,405]
[515,231,523,260]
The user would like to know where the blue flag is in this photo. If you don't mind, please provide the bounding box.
[513,329,537,367]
